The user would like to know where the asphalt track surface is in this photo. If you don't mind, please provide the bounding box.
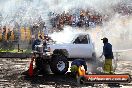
[0,58,132,88]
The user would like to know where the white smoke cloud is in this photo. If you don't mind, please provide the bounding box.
[0,0,132,60]
[49,14,132,60]
[49,26,84,43]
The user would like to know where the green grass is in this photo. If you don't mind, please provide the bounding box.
[0,48,32,53]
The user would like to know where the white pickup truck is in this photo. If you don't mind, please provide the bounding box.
[48,33,96,59]
[34,33,96,74]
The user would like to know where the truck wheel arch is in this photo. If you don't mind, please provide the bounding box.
[52,49,69,57]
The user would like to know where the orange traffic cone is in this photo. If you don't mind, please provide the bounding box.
[28,56,34,77]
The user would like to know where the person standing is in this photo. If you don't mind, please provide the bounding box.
[100,37,114,74]
[32,35,42,50]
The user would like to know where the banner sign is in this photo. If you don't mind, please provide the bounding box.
[84,74,131,83]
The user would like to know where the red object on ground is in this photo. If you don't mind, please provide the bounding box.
[78,66,131,83]
[28,56,34,77]
[28,61,33,77]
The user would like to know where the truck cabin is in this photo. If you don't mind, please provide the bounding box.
[73,34,90,44]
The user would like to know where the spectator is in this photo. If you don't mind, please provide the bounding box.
[32,35,42,50]
[7,28,11,41]
[2,26,6,41]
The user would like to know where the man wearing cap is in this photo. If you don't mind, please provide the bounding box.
[100,37,114,74]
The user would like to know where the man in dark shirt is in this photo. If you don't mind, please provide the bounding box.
[100,37,114,74]
[32,38,41,50]
[32,35,43,50]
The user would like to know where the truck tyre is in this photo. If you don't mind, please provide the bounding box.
[50,55,69,75]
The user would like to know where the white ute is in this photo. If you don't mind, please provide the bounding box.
[48,33,96,59]
[34,33,96,75]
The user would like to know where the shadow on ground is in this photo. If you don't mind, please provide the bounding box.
[22,72,80,87]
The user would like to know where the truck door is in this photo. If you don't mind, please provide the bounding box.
[69,34,92,58]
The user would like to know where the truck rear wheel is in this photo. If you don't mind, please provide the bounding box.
[50,55,69,75]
